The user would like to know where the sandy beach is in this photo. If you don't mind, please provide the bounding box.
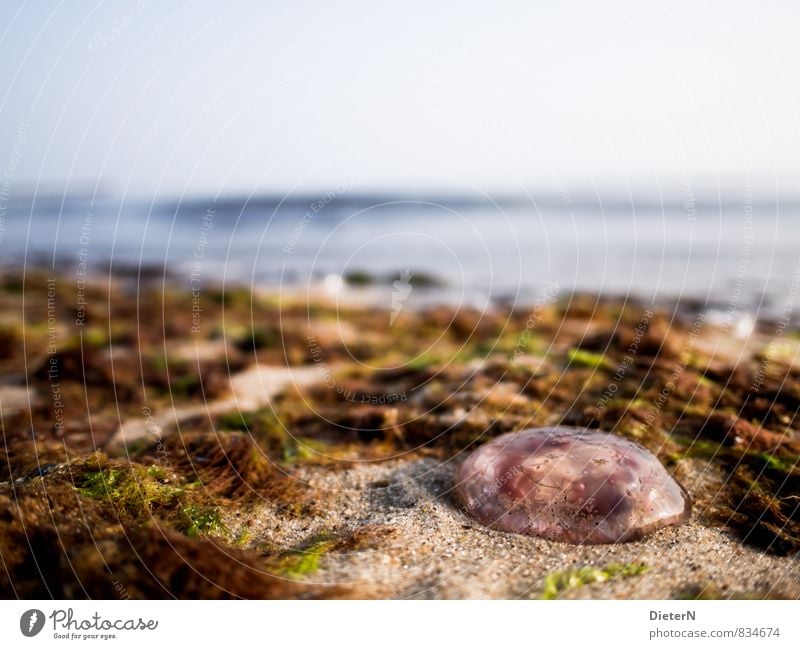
[2,270,798,599]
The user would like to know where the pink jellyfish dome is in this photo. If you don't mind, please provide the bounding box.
[456,426,691,544]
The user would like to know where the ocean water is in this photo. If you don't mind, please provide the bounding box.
[2,194,799,319]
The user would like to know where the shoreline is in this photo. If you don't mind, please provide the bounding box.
[3,263,793,328]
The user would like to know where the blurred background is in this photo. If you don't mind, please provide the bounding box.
[1,0,799,314]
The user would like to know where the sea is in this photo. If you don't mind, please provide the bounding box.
[2,192,799,323]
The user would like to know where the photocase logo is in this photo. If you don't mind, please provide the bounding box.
[390,269,413,327]
[20,609,45,637]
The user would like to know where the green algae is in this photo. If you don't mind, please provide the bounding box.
[697,374,718,388]
[671,436,729,461]
[181,504,226,537]
[77,468,126,500]
[217,408,330,465]
[539,563,649,599]
[276,538,335,579]
[170,375,202,399]
[77,327,109,349]
[235,325,282,351]
[76,463,225,537]
[749,451,799,475]
[282,436,332,464]
[567,347,612,370]
[233,528,252,547]
[406,352,444,372]
[218,408,288,450]
[76,466,183,519]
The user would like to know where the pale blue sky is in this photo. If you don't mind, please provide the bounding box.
[1,0,798,199]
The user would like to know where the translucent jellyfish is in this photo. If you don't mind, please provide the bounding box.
[456,426,691,544]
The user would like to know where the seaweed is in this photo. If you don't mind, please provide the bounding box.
[74,456,225,538]
[273,538,335,579]
[3,267,800,599]
[181,504,227,537]
[567,347,612,370]
[538,563,649,599]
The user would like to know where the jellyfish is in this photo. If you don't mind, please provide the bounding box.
[456,426,690,544]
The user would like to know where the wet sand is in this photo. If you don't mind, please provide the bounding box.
[226,456,800,599]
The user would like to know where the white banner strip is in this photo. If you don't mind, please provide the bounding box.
[1,600,797,648]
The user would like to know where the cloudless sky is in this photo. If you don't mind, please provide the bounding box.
[1,0,798,200]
